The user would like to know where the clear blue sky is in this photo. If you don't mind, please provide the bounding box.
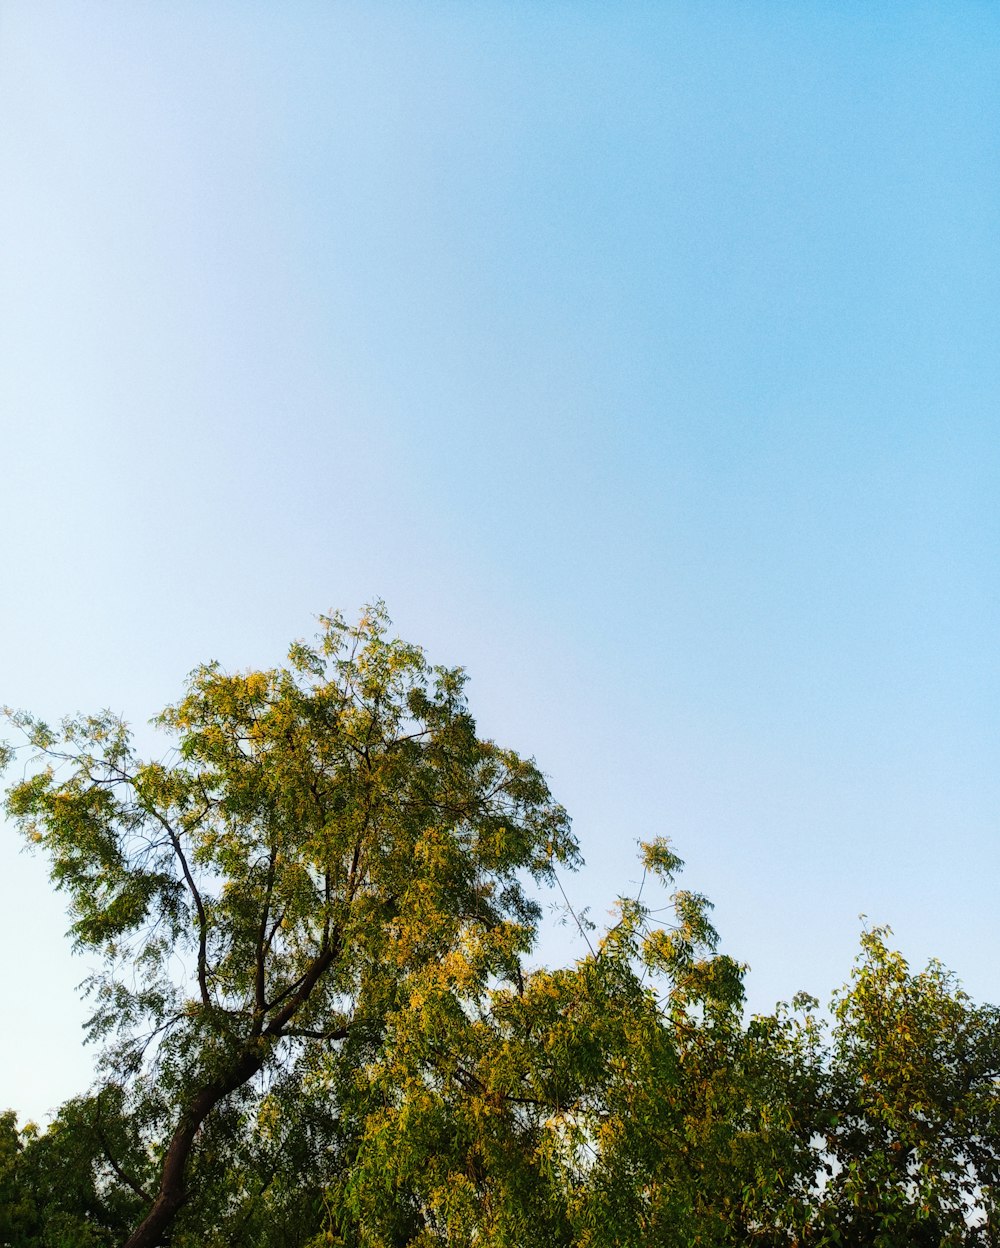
[3,1,1000,1122]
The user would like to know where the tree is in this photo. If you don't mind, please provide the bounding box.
[804,927,1000,1246]
[486,843,823,1248]
[334,839,824,1248]
[8,608,1000,1247]
[2,606,578,1247]
[0,1110,38,1247]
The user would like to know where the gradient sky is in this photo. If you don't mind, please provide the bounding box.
[2,2,1000,1123]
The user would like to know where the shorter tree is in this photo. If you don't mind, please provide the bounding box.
[516,842,823,1248]
[805,927,1000,1246]
[337,838,825,1248]
[0,1111,38,1248]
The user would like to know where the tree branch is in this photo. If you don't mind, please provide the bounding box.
[94,1092,153,1204]
[253,846,279,1026]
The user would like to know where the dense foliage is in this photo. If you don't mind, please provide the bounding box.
[3,609,999,1247]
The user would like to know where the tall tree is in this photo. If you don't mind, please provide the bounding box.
[2,606,577,1248]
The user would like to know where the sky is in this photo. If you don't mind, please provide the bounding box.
[2,1,999,1124]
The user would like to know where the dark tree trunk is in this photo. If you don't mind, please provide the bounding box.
[123,943,338,1248]
[122,1047,264,1248]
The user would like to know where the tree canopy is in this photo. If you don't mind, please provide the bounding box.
[3,608,1000,1247]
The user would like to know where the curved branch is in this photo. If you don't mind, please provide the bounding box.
[147,805,211,1008]
[93,1092,153,1204]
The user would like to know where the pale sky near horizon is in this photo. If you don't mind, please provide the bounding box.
[3,1,1000,1123]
